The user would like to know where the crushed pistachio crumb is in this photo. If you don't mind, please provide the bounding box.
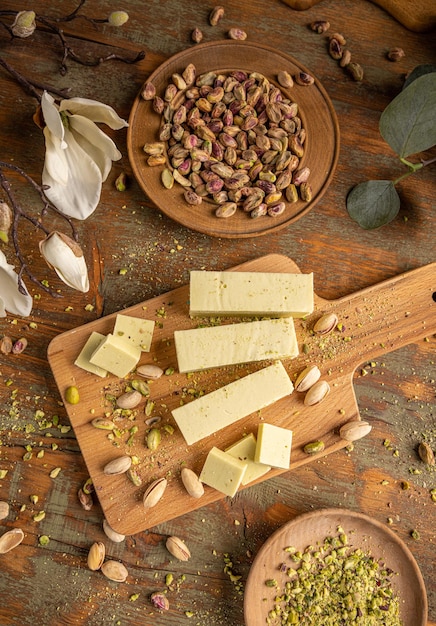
[265,530,402,625]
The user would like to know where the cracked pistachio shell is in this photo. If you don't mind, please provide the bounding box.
[181,468,204,498]
[101,559,128,582]
[0,528,24,554]
[136,364,164,380]
[166,536,191,561]
[304,380,330,406]
[116,390,142,409]
[294,365,321,392]
[313,312,338,335]
[87,541,105,571]
[143,477,167,509]
[0,501,10,520]
[103,455,132,475]
[339,420,372,442]
[103,519,125,543]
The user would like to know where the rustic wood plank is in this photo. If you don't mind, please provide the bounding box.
[1,0,435,624]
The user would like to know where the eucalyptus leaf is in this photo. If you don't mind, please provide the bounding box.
[379,73,436,158]
[346,180,400,229]
[402,65,436,91]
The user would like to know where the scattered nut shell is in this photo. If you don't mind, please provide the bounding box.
[116,390,142,409]
[418,441,435,466]
[181,467,204,498]
[0,336,13,354]
[103,519,126,543]
[0,501,9,520]
[87,541,105,571]
[339,420,372,442]
[78,488,93,511]
[0,528,24,554]
[313,312,338,335]
[304,380,330,406]
[101,560,128,582]
[143,477,167,509]
[294,365,321,392]
[166,535,191,561]
[137,364,164,380]
[103,455,132,476]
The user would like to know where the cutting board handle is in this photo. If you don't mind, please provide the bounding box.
[317,262,436,372]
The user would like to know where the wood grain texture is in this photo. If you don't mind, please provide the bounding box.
[0,0,435,624]
[282,0,436,31]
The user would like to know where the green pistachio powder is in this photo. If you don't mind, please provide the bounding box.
[265,528,402,625]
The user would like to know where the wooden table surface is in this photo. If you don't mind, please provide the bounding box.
[0,1,434,625]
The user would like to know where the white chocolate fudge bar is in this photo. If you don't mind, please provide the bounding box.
[189,270,314,318]
[172,360,293,445]
[174,317,298,373]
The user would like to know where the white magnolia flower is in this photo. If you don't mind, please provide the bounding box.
[0,250,33,317]
[39,231,89,293]
[41,91,128,220]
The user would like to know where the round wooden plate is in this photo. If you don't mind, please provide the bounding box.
[127,40,340,238]
[244,508,428,625]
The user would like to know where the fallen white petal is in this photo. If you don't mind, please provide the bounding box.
[42,130,103,220]
[39,232,89,293]
[59,97,128,130]
[0,250,33,317]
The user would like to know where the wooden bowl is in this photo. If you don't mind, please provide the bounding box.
[244,508,428,626]
[127,40,340,238]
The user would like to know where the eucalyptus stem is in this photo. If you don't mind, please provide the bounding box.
[394,155,436,185]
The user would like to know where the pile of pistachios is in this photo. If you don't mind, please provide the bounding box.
[142,63,313,219]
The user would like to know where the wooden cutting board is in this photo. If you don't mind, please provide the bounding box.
[282,0,436,32]
[47,255,436,536]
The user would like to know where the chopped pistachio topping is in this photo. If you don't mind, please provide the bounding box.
[266,530,402,625]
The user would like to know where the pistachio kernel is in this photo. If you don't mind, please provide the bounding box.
[303,440,325,455]
[65,385,80,405]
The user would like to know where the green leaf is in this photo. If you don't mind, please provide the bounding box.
[346,180,400,229]
[403,65,436,91]
[379,73,436,158]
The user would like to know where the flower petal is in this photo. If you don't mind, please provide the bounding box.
[42,129,103,220]
[69,115,121,181]
[41,91,67,148]
[39,232,89,293]
[0,250,33,317]
[43,127,69,185]
[59,97,128,130]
